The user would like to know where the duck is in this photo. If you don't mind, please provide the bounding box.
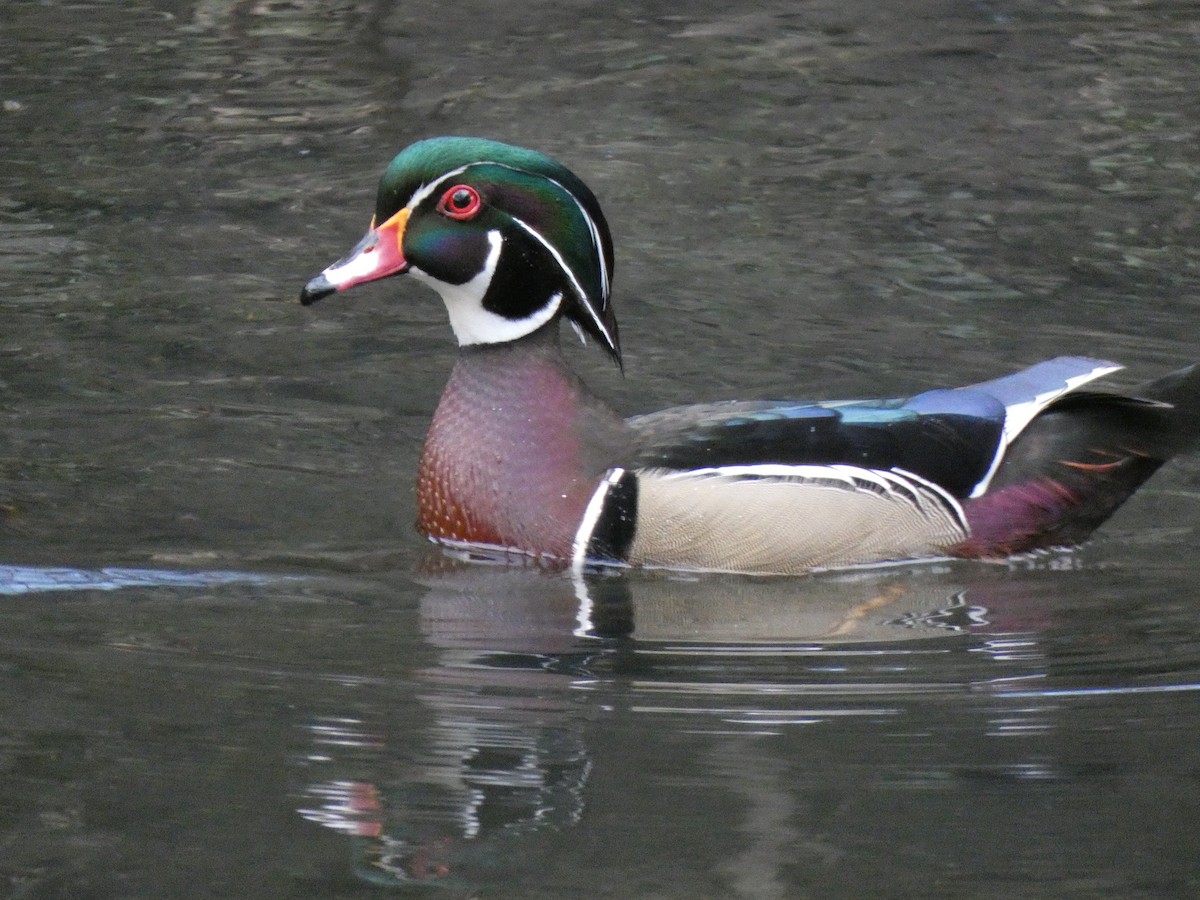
[300,136,1200,576]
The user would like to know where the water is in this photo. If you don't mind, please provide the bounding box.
[2,0,1200,896]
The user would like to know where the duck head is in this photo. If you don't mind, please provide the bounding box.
[300,137,620,364]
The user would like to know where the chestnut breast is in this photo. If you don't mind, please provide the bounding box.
[416,334,629,559]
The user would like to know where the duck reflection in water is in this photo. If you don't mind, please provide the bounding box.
[295,556,1063,889]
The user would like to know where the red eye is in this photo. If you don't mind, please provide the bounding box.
[437,184,482,220]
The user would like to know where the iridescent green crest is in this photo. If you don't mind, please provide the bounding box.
[375,137,620,362]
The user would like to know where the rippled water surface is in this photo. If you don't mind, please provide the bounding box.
[3,0,1200,896]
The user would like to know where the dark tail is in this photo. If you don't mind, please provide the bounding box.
[1136,363,1200,445]
[955,364,1200,558]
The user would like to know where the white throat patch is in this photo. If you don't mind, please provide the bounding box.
[411,229,562,346]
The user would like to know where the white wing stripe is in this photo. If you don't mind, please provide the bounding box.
[654,463,968,530]
[969,363,1123,497]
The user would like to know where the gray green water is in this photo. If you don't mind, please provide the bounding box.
[3,1,1200,896]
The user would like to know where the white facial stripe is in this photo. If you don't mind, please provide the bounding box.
[413,229,564,345]
[575,193,609,296]
[437,288,562,346]
[509,215,587,301]
[500,164,612,323]
[401,157,613,348]
[510,215,614,348]
[498,165,610,299]
[406,164,474,211]
[408,159,611,298]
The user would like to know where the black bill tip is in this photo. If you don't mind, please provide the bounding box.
[299,274,336,306]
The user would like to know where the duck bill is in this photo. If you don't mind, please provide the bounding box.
[300,208,410,305]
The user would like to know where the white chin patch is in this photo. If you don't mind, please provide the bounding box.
[413,230,563,346]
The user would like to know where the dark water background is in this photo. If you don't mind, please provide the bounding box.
[3,1,1200,897]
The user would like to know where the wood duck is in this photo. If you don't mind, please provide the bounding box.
[301,137,1200,575]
